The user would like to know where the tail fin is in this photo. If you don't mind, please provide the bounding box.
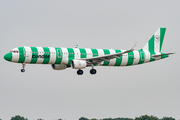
[143,28,166,53]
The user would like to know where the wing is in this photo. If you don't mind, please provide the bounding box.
[81,42,138,65]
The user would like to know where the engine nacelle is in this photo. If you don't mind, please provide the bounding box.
[51,64,67,70]
[71,60,87,69]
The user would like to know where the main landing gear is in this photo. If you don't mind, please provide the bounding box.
[90,69,96,74]
[77,64,97,75]
[21,63,25,73]
[77,69,83,75]
[90,64,97,75]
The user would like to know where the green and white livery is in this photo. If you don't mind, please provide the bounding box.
[4,28,174,75]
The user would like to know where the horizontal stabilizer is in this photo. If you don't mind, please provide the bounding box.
[152,53,175,58]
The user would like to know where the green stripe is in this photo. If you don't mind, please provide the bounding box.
[149,51,155,62]
[67,48,74,65]
[138,49,145,64]
[55,47,63,64]
[30,47,38,64]
[114,49,122,66]
[161,53,169,59]
[91,49,98,57]
[79,48,86,58]
[127,51,134,66]
[160,28,166,52]
[102,49,110,66]
[148,35,155,52]
[18,47,26,63]
[5,53,12,61]
[42,47,50,64]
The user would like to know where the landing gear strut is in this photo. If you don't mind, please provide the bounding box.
[77,69,83,75]
[90,64,97,75]
[21,63,25,73]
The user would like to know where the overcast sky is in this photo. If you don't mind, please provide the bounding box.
[0,0,179,120]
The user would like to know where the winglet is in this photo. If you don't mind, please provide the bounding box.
[125,41,138,53]
[131,41,138,51]
[75,45,78,48]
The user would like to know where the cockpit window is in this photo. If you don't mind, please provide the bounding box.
[10,50,19,53]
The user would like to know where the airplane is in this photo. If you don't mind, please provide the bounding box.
[4,28,174,75]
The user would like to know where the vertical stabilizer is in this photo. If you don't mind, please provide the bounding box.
[143,28,166,53]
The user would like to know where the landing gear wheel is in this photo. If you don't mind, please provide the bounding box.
[90,69,97,75]
[21,69,25,72]
[77,69,83,75]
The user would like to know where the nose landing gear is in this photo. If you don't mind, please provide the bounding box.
[21,63,25,73]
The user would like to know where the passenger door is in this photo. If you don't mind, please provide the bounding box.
[23,47,30,57]
[56,49,62,58]
[140,51,145,61]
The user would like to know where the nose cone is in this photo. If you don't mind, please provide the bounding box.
[4,53,12,61]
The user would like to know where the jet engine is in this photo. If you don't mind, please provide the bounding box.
[51,64,67,70]
[71,60,87,69]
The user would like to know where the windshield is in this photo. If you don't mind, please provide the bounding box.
[10,50,19,53]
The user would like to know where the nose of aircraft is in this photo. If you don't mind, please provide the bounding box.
[4,53,12,61]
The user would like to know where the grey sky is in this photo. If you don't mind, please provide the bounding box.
[0,0,179,120]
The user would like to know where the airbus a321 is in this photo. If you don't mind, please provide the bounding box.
[4,28,174,75]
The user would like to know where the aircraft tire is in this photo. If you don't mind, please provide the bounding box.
[21,69,25,72]
[90,69,96,75]
[77,69,83,75]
